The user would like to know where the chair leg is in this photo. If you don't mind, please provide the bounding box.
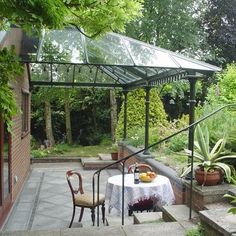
[101,203,105,224]
[78,207,84,222]
[69,205,76,228]
[91,208,95,226]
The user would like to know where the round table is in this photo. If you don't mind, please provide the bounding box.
[105,174,175,215]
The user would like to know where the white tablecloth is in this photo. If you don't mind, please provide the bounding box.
[105,174,175,214]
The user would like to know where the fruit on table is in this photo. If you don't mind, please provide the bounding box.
[139,172,157,182]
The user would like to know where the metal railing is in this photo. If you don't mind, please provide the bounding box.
[92,104,236,226]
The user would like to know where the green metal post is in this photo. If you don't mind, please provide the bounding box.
[188,78,197,155]
[143,86,151,155]
[188,77,197,220]
[123,90,128,140]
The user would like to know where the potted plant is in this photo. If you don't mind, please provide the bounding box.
[111,143,118,160]
[181,124,236,186]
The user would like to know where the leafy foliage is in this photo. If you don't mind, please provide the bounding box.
[125,0,201,52]
[208,64,236,104]
[0,47,24,131]
[181,125,236,182]
[185,224,205,236]
[224,194,236,215]
[196,103,236,152]
[203,0,236,65]
[116,88,168,141]
[0,0,143,36]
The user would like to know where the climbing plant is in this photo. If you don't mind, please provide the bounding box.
[0,47,24,131]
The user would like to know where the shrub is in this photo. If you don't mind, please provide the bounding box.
[31,149,48,158]
[196,103,236,151]
[168,132,188,152]
[116,88,168,141]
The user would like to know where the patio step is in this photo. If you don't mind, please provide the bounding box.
[98,153,113,161]
[199,208,236,236]
[162,204,199,230]
[204,201,232,211]
[106,215,133,226]
[81,157,117,169]
[133,212,163,224]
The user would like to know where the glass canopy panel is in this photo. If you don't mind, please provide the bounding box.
[96,68,121,84]
[123,37,178,68]
[86,33,134,65]
[171,55,219,71]
[51,64,73,82]
[38,29,86,63]
[31,63,51,82]
[72,65,115,84]
[107,66,140,83]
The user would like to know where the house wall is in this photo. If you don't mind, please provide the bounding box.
[0,28,31,226]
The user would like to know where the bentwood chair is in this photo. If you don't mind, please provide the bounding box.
[127,163,153,174]
[127,163,154,216]
[66,170,105,227]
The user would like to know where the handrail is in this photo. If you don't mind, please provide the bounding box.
[92,103,236,226]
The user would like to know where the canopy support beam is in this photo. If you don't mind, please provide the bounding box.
[143,85,151,155]
[187,74,198,220]
[123,90,128,140]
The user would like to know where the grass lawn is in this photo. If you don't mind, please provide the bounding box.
[31,143,112,158]
[31,142,187,176]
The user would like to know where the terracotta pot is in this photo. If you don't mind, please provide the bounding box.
[195,168,223,186]
[111,152,118,160]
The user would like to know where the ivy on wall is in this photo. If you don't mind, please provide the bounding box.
[0,46,24,131]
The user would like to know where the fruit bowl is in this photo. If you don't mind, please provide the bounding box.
[139,172,157,182]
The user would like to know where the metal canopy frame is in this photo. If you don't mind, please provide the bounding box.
[18,28,222,224]
[20,28,221,89]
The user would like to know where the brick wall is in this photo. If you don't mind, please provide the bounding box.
[1,29,31,210]
[11,66,31,201]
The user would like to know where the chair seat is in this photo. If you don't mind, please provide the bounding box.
[75,192,105,207]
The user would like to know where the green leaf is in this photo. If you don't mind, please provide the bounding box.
[211,138,225,160]
[213,162,231,183]
[180,162,202,178]
[195,125,209,160]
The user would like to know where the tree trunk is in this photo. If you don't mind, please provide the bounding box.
[65,95,72,145]
[110,89,117,142]
[44,101,55,147]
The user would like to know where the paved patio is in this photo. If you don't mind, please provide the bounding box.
[1,162,122,232]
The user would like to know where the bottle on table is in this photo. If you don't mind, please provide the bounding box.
[134,163,140,184]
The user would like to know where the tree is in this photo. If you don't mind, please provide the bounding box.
[125,0,201,52]
[203,0,236,65]
[0,0,143,36]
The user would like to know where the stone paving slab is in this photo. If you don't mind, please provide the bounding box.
[199,208,236,235]
[122,222,186,236]
[62,226,125,236]
[0,223,187,236]
[1,163,120,232]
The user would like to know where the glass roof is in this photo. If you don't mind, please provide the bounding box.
[21,28,221,89]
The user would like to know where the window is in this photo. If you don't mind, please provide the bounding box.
[21,91,29,136]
